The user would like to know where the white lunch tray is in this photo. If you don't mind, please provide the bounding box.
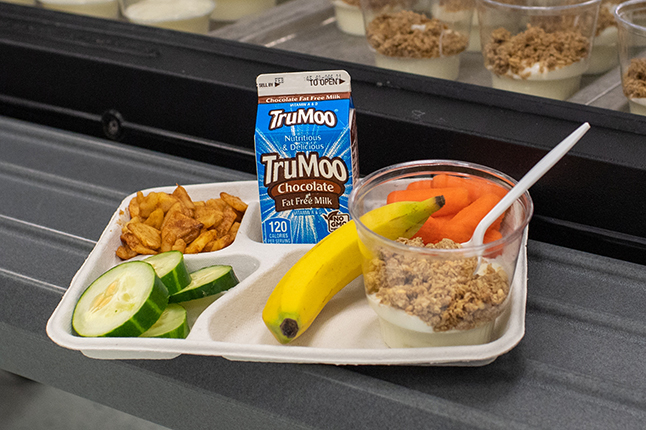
[46,181,527,366]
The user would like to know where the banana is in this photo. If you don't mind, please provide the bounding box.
[262,196,445,344]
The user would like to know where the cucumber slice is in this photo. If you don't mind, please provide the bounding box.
[140,303,189,339]
[145,251,191,295]
[72,261,169,337]
[169,265,239,303]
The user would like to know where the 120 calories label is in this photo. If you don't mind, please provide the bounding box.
[254,70,359,244]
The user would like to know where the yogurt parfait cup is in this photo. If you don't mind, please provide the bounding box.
[2,0,36,5]
[39,0,119,18]
[360,0,473,80]
[348,160,533,348]
[332,0,366,35]
[615,0,646,115]
[120,0,215,34]
[210,0,276,21]
[478,0,601,100]
[586,0,622,74]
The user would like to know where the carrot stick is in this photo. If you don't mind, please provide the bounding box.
[484,228,502,244]
[386,187,471,217]
[412,215,451,244]
[406,179,433,190]
[432,174,507,201]
[435,193,502,243]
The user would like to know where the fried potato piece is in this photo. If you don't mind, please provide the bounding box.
[160,229,177,253]
[128,192,142,218]
[194,205,224,229]
[206,198,227,211]
[215,205,237,237]
[144,208,164,230]
[116,244,138,260]
[128,222,161,250]
[139,192,161,219]
[221,192,248,213]
[185,230,216,254]
[158,193,180,213]
[172,238,186,253]
[162,210,203,245]
[121,231,157,255]
[228,221,241,241]
[205,234,232,252]
[173,184,195,210]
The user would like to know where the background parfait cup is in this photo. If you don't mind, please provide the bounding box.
[615,0,646,115]
[360,0,474,80]
[210,0,277,22]
[119,0,216,34]
[478,0,601,100]
[38,0,120,18]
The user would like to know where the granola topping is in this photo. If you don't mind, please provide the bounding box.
[484,25,590,78]
[623,58,646,99]
[366,10,469,58]
[364,238,510,332]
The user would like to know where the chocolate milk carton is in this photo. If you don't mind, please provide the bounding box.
[254,70,359,244]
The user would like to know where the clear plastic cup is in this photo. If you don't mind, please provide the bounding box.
[2,0,36,5]
[39,0,119,18]
[119,0,215,34]
[615,0,646,115]
[360,0,474,80]
[210,0,276,21]
[348,160,533,348]
[585,0,622,75]
[478,0,601,100]
[332,0,366,36]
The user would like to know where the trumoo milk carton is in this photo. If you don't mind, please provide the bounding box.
[254,70,359,244]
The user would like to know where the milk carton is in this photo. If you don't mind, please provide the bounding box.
[254,70,359,244]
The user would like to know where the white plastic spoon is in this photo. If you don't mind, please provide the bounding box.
[462,122,591,259]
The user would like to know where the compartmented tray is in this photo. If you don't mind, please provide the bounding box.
[46,181,527,366]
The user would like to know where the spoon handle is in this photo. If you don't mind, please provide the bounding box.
[471,122,591,246]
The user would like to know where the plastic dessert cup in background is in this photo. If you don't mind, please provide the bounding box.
[478,0,601,100]
[38,0,119,18]
[2,0,36,4]
[120,0,215,34]
[349,160,533,348]
[210,0,277,21]
[332,0,365,35]
[586,0,622,75]
[616,0,646,115]
[361,0,473,80]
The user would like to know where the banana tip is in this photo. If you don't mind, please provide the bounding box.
[280,318,299,340]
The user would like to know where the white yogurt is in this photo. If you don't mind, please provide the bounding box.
[587,26,619,75]
[332,0,365,36]
[367,293,496,348]
[375,52,461,80]
[628,97,646,116]
[490,59,588,100]
[39,0,119,18]
[210,0,276,21]
[124,0,215,34]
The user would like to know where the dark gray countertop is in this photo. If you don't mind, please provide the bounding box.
[1,115,645,429]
